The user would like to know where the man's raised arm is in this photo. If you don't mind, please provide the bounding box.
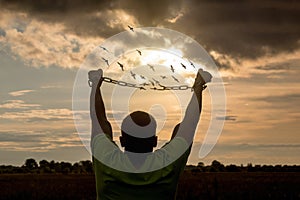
[89,69,112,141]
[172,69,212,143]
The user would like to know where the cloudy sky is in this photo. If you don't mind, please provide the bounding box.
[0,0,300,166]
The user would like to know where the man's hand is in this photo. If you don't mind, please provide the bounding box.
[193,69,212,91]
[88,69,103,87]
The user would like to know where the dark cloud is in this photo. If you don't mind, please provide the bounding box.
[216,115,237,121]
[0,0,111,12]
[0,0,182,37]
[253,93,300,104]
[0,28,6,36]
[119,0,183,25]
[0,130,82,149]
[256,64,290,71]
[170,0,300,59]
[1,0,300,60]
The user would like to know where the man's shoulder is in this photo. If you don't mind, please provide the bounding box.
[92,135,191,173]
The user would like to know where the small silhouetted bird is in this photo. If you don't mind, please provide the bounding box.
[189,60,196,68]
[141,82,150,86]
[181,63,187,69]
[149,80,155,86]
[99,46,109,52]
[128,25,134,32]
[101,57,109,67]
[130,71,136,79]
[117,62,124,71]
[136,49,142,56]
[160,75,167,79]
[140,75,146,79]
[171,75,179,83]
[148,64,155,71]
[170,65,175,73]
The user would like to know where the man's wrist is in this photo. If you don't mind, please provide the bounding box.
[193,87,204,94]
[192,82,206,91]
[89,78,103,88]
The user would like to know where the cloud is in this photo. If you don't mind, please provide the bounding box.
[1,13,104,68]
[166,12,184,24]
[1,0,299,72]
[0,108,73,121]
[0,0,189,70]
[0,130,82,152]
[0,100,40,109]
[0,0,182,28]
[254,93,300,102]
[216,115,237,121]
[213,48,300,77]
[172,0,300,59]
[9,89,35,96]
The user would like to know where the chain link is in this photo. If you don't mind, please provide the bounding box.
[89,76,201,91]
[102,77,146,90]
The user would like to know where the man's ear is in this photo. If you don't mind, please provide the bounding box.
[153,136,158,147]
[120,136,125,147]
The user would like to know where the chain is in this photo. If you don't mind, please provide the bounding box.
[153,84,191,90]
[88,77,204,91]
[101,77,146,90]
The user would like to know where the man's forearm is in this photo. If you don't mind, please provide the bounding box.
[90,80,112,139]
[175,87,203,143]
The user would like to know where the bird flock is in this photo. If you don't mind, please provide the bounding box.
[97,25,198,89]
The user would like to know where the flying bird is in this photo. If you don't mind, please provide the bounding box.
[171,75,179,83]
[160,75,167,79]
[149,80,155,86]
[128,25,134,32]
[181,63,187,69]
[140,75,146,79]
[117,62,124,71]
[141,82,150,86]
[170,65,175,73]
[189,60,196,68]
[99,46,109,52]
[147,64,155,71]
[130,71,136,79]
[136,49,142,56]
[101,57,109,67]
[152,78,160,84]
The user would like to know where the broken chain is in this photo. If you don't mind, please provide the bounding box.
[88,77,196,91]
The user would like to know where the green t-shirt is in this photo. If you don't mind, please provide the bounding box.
[92,134,191,200]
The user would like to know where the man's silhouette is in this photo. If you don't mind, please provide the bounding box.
[89,68,212,200]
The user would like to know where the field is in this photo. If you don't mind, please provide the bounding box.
[1,172,300,200]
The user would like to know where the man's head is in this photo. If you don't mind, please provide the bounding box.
[120,111,157,153]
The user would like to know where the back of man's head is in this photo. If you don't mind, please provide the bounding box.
[120,111,157,153]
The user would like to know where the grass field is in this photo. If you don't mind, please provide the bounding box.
[1,172,300,200]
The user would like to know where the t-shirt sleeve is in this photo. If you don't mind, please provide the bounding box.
[91,134,119,158]
[155,136,191,164]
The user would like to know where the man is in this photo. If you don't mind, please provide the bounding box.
[89,68,212,200]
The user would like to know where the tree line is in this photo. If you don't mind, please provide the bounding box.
[186,160,300,173]
[0,158,93,174]
[1,159,300,174]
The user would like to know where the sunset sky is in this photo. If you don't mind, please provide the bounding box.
[0,0,300,166]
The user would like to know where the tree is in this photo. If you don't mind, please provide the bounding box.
[39,160,51,173]
[24,158,38,171]
[197,162,205,167]
[80,160,93,174]
[211,160,225,172]
[60,162,72,174]
[39,160,49,167]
